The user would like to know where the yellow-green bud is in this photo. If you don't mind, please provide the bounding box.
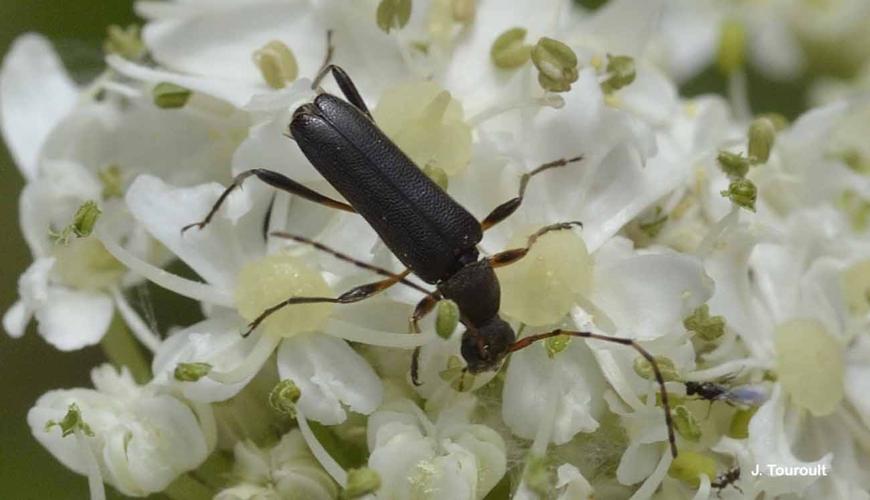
[376,0,412,33]
[717,19,746,75]
[51,201,102,245]
[721,178,757,212]
[98,164,124,199]
[253,41,299,89]
[748,117,776,164]
[490,28,531,69]
[600,54,636,94]
[728,408,756,439]
[423,164,449,191]
[451,0,475,23]
[344,467,381,498]
[717,151,750,179]
[103,24,145,60]
[545,335,571,358]
[683,304,726,341]
[673,405,702,442]
[633,355,679,382]
[435,299,460,339]
[174,362,212,382]
[269,379,302,417]
[668,451,716,487]
[152,82,192,109]
[524,454,556,496]
[531,37,579,92]
[45,403,94,437]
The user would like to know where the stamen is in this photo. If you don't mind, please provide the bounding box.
[96,229,234,307]
[297,410,348,486]
[110,287,161,353]
[325,318,436,348]
[75,430,106,500]
[468,94,564,128]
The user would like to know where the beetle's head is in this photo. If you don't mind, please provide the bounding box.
[461,317,516,373]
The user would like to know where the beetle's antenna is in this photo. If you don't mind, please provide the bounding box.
[312,30,335,92]
[509,329,679,459]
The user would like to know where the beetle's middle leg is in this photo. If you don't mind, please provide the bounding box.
[479,156,584,231]
[409,292,442,386]
[486,221,583,269]
[182,169,356,233]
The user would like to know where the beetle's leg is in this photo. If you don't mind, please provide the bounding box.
[408,292,442,386]
[312,64,372,120]
[243,269,415,337]
[509,328,678,459]
[182,169,355,233]
[486,221,583,268]
[270,231,428,295]
[479,156,583,231]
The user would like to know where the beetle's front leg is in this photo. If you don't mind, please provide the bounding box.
[486,221,583,269]
[409,292,441,386]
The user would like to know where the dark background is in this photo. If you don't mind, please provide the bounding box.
[0,0,808,498]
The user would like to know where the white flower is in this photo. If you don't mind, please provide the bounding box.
[215,430,338,500]
[27,364,216,497]
[367,397,506,499]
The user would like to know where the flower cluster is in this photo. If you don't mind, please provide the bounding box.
[3,1,869,499]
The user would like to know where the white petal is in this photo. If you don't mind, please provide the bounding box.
[0,33,77,179]
[2,301,30,338]
[35,287,113,350]
[277,333,383,425]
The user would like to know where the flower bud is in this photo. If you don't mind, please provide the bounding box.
[269,379,302,417]
[376,0,412,33]
[717,150,750,178]
[673,405,702,442]
[720,178,757,212]
[748,117,776,164]
[253,40,298,89]
[152,82,192,109]
[532,37,579,92]
[600,54,636,94]
[490,28,531,69]
[174,362,212,382]
[633,355,679,382]
[435,299,459,339]
[683,304,726,341]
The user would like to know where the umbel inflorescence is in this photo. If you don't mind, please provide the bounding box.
[3,1,870,499]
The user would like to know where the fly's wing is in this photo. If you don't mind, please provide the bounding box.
[290,94,482,283]
[724,384,771,407]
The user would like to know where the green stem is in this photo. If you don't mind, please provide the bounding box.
[163,473,214,500]
[99,314,151,383]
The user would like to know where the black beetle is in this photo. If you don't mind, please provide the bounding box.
[184,60,678,458]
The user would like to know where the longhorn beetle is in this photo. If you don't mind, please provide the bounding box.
[184,53,678,459]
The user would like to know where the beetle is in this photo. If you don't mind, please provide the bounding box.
[184,61,678,458]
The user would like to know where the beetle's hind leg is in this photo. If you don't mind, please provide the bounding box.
[479,156,584,231]
[181,169,356,233]
[509,329,679,459]
[312,64,373,120]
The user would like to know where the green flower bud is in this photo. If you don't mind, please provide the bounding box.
[423,164,449,191]
[668,451,716,487]
[673,405,702,442]
[683,304,726,341]
[545,335,571,358]
[717,19,746,75]
[376,0,412,33]
[152,82,192,109]
[721,178,757,212]
[717,150,750,179]
[253,40,299,89]
[524,454,556,496]
[748,117,776,164]
[174,362,212,382]
[45,403,94,437]
[435,299,460,339]
[600,54,636,94]
[532,37,579,92]
[633,355,679,382]
[98,164,124,199]
[51,201,102,245]
[103,24,145,60]
[728,408,757,439]
[490,28,531,69]
[269,379,302,417]
[344,467,381,498]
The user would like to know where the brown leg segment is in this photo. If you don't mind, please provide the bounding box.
[409,292,441,386]
[487,221,584,269]
[182,169,355,233]
[479,156,583,231]
[509,329,678,459]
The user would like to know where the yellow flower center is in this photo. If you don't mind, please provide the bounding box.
[774,318,844,416]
